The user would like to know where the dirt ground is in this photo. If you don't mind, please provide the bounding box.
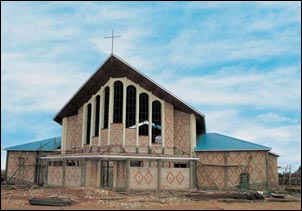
[1,186,301,210]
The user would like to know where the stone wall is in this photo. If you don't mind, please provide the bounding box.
[6,151,54,184]
[110,123,123,145]
[129,167,158,190]
[125,128,136,146]
[164,102,174,148]
[174,110,191,154]
[161,168,190,190]
[65,166,81,187]
[100,129,108,146]
[116,161,126,189]
[138,136,149,147]
[48,166,63,186]
[86,160,97,187]
[65,106,83,150]
[268,153,279,188]
[196,151,278,190]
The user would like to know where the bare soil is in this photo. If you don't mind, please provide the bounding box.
[1,185,301,210]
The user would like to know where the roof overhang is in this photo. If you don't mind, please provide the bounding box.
[195,149,271,152]
[41,154,199,161]
[53,54,205,124]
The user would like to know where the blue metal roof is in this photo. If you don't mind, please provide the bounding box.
[3,137,61,151]
[195,133,271,151]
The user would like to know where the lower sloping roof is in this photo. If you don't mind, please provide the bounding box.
[195,133,271,151]
[3,137,61,151]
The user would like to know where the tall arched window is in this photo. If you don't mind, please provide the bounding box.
[86,103,92,144]
[152,101,161,143]
[126,85,136,128]
[95,95,100,136]
[113,81,123,123]
[103,87,110,129]
[139,93,149,136]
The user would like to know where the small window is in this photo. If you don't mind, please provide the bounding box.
[86,104,92,144]
[67,160,80,166]
[174,163,188,168]
[130,161,143,167]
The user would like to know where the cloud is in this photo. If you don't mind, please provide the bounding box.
[163,65,301,110]
[1,52,91,113]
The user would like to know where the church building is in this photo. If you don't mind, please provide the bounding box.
[5,54,279,191]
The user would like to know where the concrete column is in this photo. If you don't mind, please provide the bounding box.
[108,79,114,145]
[149,94,152,147]
[224,152,228,190]
[157,160,162,190]
[161,100,165,148]
[96,160,101,187]
[190,114,196,156]
[113,161,117,189]
[122,80,127,146]
[62,159,67,187]
[61,117,67,153]
[189,161,193,189]
[126,159,130,190]
[43,159,48,186]
[81,159,87,187]
[265,152,270,191]
[98,88,104,146]
[82,103,87,147]
[90,96,96,146]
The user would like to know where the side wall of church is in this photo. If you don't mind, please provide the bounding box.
[196,151,278,190]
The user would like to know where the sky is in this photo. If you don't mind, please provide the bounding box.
[1,1,301,172]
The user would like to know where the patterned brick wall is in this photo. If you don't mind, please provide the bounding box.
[66,115,81,150]
[48,166,63,186]
[164,102,174,148]
[7,151,37,184]
[125,128,136,146]
[65,167,81,187]
[174,110,191,154]
[86,160,97,187]
[129,167,158,190]
[196,151,274,190]
[117,161,126,189]
[268,154,278,188]
[139,136,149,147]
[91,137,99,146]
[110,123,123,145]
[161,168,190,190]
[100,129,108,146]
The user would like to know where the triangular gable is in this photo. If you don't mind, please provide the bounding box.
[54,54,205,124]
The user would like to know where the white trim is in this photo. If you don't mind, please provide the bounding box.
[40,154,199,161]
[195,149,271,152]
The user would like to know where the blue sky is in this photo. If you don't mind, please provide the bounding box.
[1,2,301,172]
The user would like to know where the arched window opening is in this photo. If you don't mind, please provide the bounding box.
[113,81,123,123]
[103,87,110,129]
[126,85,136,128]
[86,103,92,145]
[152,101,161,144]
[95,95,100,136]
[139,93,149,136]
